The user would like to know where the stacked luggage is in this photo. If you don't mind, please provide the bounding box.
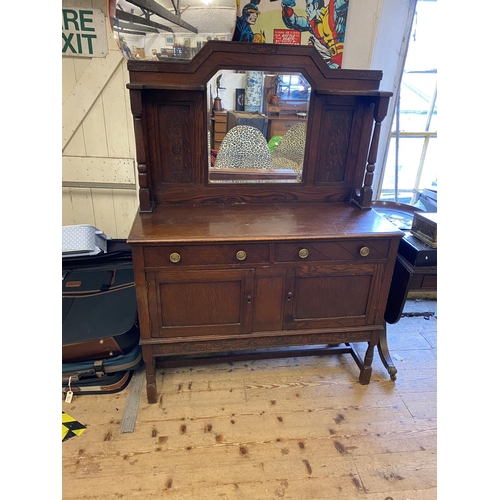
[62,226,142,396]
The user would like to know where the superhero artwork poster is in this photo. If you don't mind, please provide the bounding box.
[232,0,350,69]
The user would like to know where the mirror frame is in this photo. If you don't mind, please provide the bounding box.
[126,41,391,212]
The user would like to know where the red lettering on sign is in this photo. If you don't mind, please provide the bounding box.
[273,30,301,45]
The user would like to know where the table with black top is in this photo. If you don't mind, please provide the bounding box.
[372,202,437,380]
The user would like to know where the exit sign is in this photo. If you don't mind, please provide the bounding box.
[62,8,108,58]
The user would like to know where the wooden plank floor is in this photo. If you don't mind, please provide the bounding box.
[62,300,437,500]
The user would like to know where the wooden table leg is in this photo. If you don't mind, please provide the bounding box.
[142,344,158,403]
[358,341,375,385]
[377,321,397,381]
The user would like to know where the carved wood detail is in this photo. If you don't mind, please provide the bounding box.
[157,103,193,184]
[130,89,153,212]
[315,107,353,183]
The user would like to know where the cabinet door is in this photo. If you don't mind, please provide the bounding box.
[284,264,381,330]
[147,268,254,338]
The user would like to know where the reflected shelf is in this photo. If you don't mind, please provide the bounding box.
[108,0,237,61]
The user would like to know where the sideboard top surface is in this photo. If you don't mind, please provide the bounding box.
[127,202,402,245]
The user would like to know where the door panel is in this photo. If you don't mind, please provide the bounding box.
[149,269,254,337]
[160,280,242,327]
[284,264,378,329]
[252,267,286,332]
[295,274,371,319]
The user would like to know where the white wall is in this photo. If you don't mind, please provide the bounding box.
[343,0,417,197]
[62,0,138,239]
[208,71,247,112]
[343,0,385,69]
[370,0,418,197]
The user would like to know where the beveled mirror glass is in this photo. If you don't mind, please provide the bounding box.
[208,70,311,184]
[108,0,237,61]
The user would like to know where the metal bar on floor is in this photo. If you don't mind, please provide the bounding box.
[121,364,145,433]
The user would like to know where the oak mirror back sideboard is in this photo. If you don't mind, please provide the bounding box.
[126,41,403,403]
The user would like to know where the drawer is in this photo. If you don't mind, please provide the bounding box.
[267,104,281,113]
[213,113,227,123]
[144,243,270,268]
[214,131,226,142]
[274,240,391,263]
[214,122,227,133]
[270,119,303,137]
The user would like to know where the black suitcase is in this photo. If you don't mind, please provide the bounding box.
[62,241,139,363]
[63,371,133,396]
[62,240,141,396]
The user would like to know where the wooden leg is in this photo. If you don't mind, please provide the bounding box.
[377,321,397,381]
[358,341,375,385]
[142,345,158,404]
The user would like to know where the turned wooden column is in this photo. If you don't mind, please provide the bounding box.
[130,89,153,213]
[353,94,391,209]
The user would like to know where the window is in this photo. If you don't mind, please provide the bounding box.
[277,74,311,100]
[378,0,437,207]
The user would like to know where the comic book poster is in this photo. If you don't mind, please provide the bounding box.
[232,0,350,69]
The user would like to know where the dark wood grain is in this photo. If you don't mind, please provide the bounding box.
[129,202,400,244]
[127,41,383,92]
[127,41,390,210]
[209,168,297,181]
[126,42,400,403]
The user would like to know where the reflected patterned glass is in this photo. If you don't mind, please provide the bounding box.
[208,70,311,184]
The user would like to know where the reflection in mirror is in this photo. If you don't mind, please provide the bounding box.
[208,70,311,184]
[108,0,237,61]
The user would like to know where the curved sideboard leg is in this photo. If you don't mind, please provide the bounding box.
[377,321,397,381]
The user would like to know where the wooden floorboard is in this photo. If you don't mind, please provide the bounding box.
[62,301,437,499]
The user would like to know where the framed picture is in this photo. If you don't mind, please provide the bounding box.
[184,38,191,47]
[235,89,245,111]
[165,35,174,44]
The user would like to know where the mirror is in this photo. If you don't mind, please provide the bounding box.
[208,70,311,184]
[108,0,237,61]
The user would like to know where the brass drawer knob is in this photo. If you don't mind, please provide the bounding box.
[169,252,181,263]
[298,248,309,259]
[236,250,247,261]
[359,247,370,257]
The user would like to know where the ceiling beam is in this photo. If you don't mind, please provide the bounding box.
[114,27,148,36]
[124,0,198,33]
[114,19,159,33]
[116,10,173,33]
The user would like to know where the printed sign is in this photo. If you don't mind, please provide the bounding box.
[62,8,108,58]
[273,29,301,45]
